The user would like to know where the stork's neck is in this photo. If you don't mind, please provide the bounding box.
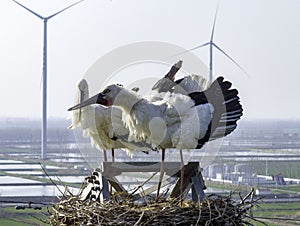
[113,89,143,113]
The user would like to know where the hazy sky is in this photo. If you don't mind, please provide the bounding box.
[0,0,299,120]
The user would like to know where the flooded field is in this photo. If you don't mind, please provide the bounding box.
[0,150,88,199]
[0,118,299,202]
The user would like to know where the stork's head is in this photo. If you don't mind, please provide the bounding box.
[78,79,88,94]
[69,79,90,128]
[68,84,123,111]
[99,84,124,105]
[77,79,89,102]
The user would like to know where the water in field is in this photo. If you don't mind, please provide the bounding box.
[0,157,85,197]
[0,176,42,184]
[0,185,80,197]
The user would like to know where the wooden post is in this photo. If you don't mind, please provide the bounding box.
[169,162,206,202]
[80,161,206,203]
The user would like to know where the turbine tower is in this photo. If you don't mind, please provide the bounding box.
[12,0,85,159]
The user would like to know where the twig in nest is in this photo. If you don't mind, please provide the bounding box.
[134,211,144,226]
[129,172,157,197]
[39,162,66,198]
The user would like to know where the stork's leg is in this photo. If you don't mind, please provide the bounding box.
[111,148,115,162]
[109,148,115,195]
[103,150,108,162]
[180,149,184,206]
[156,148,165,202]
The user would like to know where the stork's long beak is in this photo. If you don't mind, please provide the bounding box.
[68,93,106,111]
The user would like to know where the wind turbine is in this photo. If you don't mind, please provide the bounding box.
[170,2,248,84]
[12,0,86,159]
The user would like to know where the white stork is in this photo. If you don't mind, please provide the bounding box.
[69,61,183,160]
[68,79,153,159]
[68,76,243,200]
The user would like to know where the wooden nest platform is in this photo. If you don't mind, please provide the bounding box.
[49,190,259,225]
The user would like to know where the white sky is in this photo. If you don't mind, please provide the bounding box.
[0,0,299,120]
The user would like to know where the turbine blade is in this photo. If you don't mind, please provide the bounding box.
[162,42,209,60]
[210,0,220,41]
[213,43,250,77]
[12,0,43,19]
[47,0,85,19]
[188,42,210,52]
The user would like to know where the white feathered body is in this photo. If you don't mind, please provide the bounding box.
[116,85,214,150]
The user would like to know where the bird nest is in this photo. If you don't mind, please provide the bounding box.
[49,189,261,225]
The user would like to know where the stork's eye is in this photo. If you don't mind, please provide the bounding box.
[103,89,110,94]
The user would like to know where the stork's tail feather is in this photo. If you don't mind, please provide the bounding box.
[190,76,243,148]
